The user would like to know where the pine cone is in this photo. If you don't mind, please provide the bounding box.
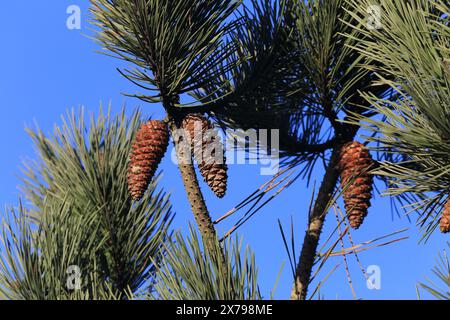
[440,198,450,234]
[338,141,374,229]
[182,114,228,198]
[127,120,169,201]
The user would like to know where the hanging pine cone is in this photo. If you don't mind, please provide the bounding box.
[127,120,169,201]
[182,114,228,198]
[440,198,450,234]
[338,141,374,229]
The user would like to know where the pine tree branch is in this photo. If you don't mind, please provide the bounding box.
[153,226,261,300]
[164,97,233,295]
[164,97,221,252]
[102,202,128,294]
[290,147,342,300]
[12,107,173,298]
[171,128,218,247]
[291,120,358,300]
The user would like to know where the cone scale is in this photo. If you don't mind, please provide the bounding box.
[182,114,228,198]
[338,141,374,229]
[127,120,169,201]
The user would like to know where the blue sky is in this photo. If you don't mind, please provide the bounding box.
[0,1,447,300]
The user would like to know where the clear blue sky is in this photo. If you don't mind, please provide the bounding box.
[0,1,447,300]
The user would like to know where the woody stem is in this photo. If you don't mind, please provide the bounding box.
[169,119,219,247]
[290,147,341,300]
[163,97,229,273]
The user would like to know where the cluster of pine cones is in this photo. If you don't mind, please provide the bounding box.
[127,115,227,201]
[127,122,449,234]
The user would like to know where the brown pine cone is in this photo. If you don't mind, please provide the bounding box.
[127,120,169,201]
[440,198,450,234]
[182,114,228,198]
[338,141,374,229]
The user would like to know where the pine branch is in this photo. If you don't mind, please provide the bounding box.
[290,146,343,300]
[90,1,240,271]
[0,199,119,300]
[152,226,261,300]
[11,107,174,298]
[90,0,242,105]
[168,118,218,248]
[418,243,450,300]
[164,97,228,275]
[343,0,450,237]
